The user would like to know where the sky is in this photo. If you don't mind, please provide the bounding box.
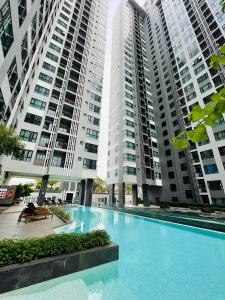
[97,0,144,179]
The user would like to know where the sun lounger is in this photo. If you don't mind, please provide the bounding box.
[18,207,53,222]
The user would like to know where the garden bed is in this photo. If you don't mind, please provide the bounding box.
[0,231,119,294]
[50,206,71,223]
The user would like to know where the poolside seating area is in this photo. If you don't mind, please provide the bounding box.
[43,198,74,207]
[18,203,53,222]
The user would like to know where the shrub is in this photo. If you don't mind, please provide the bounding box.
[50,206,71,222]
[0,230,111,267]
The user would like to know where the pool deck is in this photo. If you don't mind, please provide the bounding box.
[0,204,64,240]
[100,204,225,233]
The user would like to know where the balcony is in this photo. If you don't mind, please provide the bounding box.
[55,141,68,150]
[59,126,70,133]
[62,110,73,119]
[47,109,56,117]
[38,141,49,148]
[65,98,75,106]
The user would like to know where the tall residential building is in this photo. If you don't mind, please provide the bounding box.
[0,0,107,204]
[108,0,225,206]
[107,0,162,206]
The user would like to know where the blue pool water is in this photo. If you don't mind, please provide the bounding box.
[2,206,225,300]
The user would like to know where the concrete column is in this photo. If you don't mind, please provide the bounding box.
[108,184,115,205]
[118,182,125,206]
[132,184,138,206]
[142,184,150,207]
[85,178,93,206]
[79,180,86,205]
[37,175,49,206]
[73,182,78,203]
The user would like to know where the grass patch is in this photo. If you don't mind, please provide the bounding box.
[0,230,111,267]
[50,206,71,222]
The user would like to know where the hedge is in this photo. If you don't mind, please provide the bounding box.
[0,230,111,267]
[50,206,71,222]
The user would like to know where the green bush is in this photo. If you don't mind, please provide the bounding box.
[0,230,111,267]
[50,206,71,222]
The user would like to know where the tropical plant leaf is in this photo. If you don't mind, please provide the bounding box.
[204,117,216,127]
[220,44,225,54]
[187,125,208,143]
[210,55,220,69]
[188,105,205,122]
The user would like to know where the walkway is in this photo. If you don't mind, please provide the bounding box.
[0,204,64,240]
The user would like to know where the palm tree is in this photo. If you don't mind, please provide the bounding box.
[93,177,108,193]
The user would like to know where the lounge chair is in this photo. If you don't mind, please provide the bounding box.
[18,207,53,222]
[51,199,58,206]
[58,199,65,206]
[27,202,49,211]
[43,199,51,206]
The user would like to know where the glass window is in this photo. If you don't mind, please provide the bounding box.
[200,149,214,160]
[125,119,134,127]
[18,0,27,26]
[88,115,100,126]
[125,100,133,108]
[0,0,14,56]
[84,143,98,154]
[83,158,97,169]
[125,130,135,138]
[90,92,101,103]
[30,98,46,110]
[21,32,28,65]
[86,128,99,139]
[24,113,42,125]
[124,153,136,162]
[42,62,56,73]
[89,103,100,113]
[126,110,134,118]
[55,26,65,36]
[12,149,32,162]
[204,164,218,175]
[57,19,67,29]
[197,73,209,84]
[46,51,58,62]
[208,180,223,191]
[49,42,61,53]
[7,57,18,92]
[194,64,205,75]
[60,13,69,22]
[200,83,212,93]
[31,13,37,44]
[20,129,38,142]
[214,130,225,141]
[124,141,135,149]
[34,85,50,96]
[123,166,136,175]
[51,155,63,167]
[52,34,63,44]
[39,72,53,84]
[155,172,161,179]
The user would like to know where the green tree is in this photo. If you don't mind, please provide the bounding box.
[125,185,132,194]
[35,179,42,190]
[171,48,225,149]
[15,184,34,199]
[93,177,108,193]
[48,180,58,190]
[0,124,24,158]
[221,0,225,12]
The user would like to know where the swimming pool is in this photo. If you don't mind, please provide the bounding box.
[2,206,225,300]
